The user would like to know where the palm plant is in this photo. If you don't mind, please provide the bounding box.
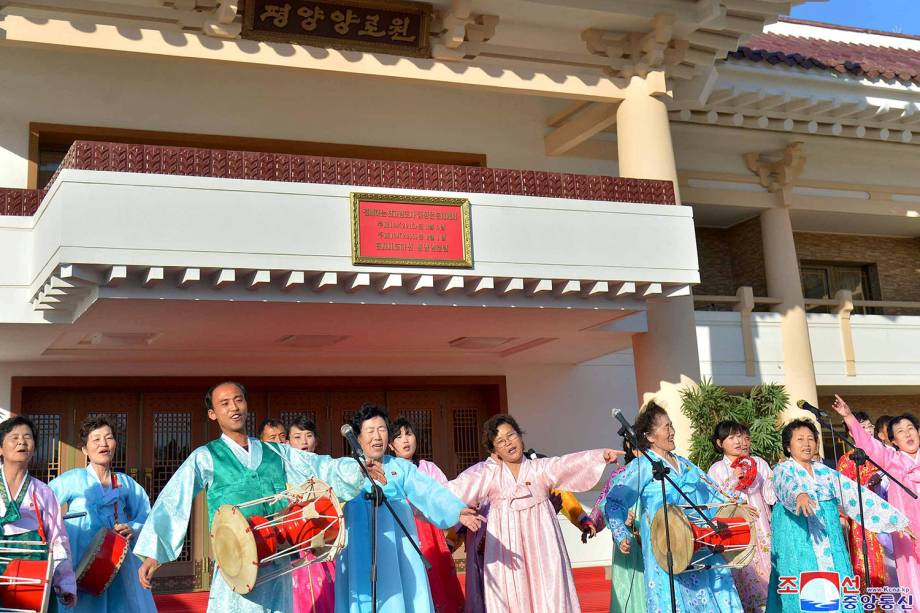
[680,379,788,469]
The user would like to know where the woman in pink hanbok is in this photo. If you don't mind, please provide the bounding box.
[447,414,622,613]
[706,420,774,613]
[287,415,335,613]
[831,396,920,605]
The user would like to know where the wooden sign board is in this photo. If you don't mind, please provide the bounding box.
[243,0,432,58]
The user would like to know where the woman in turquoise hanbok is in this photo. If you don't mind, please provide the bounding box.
[605,403,742,613]
[767,418,911,613]
[49,416,156,613]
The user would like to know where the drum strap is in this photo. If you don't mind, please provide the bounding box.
[30,490,47,545]
[111,474,119,525]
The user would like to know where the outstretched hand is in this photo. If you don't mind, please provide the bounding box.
[603,449,625,463]
[830,395,853,419]
[458,508,485,532]
[795,492,818,517]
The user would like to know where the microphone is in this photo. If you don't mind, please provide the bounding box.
[611,408,634,435]
[796,399,827,419]
[340,424,365,460]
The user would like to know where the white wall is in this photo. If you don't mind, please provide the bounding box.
[695,311,785,387]
[0,46,617,189]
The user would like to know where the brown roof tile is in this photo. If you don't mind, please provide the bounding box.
[729,32,920,85]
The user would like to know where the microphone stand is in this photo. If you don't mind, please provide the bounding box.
[616,421,720,613]
[811,411,917,592]
[349,451,431,613]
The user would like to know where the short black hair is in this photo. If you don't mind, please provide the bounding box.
[886,413,920,446]
[204,381,247,411]
[781,418,819,457]
[79,416,115,447]
[482,414,524,453]
[349,404,390,435]
[710,420,749,454]
[875,414,892,439]
[0,416,36,445]
[389,417,414,442]
[633,402,668,451]
[258,418,285,436]
[287,415,317,438]
[852,411,871,424]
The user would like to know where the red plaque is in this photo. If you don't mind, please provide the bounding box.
[350,193,472,267]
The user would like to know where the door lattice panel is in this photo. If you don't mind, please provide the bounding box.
[28,415,62,483]
[453,407,481,474]
[153,412,193,562]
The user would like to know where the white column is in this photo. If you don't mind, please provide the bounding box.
[618,74,700,453]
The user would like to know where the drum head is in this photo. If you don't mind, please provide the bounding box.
[714,503,758,567]
[650,504,695,574]
[75,528,107,579]
[210,506,258,594]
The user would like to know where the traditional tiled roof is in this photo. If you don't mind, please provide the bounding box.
[730,31,920,84]
[0,141,676,216]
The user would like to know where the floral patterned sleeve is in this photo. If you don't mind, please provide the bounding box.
[604,459,645,544]
[772,460,811,513]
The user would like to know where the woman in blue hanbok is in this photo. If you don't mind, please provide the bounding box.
[605,403,742,612]
[49,416,155,613]
[767,418,911,613]
[335,405,483,613]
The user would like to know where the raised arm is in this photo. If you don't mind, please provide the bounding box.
[831,468,910,534]
[537,449,619,493]
[402,459,468,529]
[133,449,208,565]
[277,444,366,504]
[831,395,902,471]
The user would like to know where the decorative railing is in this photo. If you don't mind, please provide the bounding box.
[0,140,677,216]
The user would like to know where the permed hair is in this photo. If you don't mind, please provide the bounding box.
[349,404,390,436]
[482,414,524,453]
[781,418,819,457]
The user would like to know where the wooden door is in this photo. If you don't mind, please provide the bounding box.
[19,390,74,481]
[140,392,208,593]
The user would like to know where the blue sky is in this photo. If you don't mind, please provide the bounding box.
[790,0,920,36]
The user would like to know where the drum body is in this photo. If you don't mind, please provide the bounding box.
[210,478,345,595]
[0,557,52,613]
[650,502,757,574]
[75,528,130,596]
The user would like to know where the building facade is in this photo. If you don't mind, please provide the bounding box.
[1,0,918,590]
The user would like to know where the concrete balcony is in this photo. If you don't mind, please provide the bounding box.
[695,288,920,388]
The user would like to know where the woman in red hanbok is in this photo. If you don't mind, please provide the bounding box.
[836,411,890,590]
[390,417,465,613]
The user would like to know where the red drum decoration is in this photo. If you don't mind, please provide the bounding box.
[731,455,758,491]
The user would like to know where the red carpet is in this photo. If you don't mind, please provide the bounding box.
[153,566,612,612]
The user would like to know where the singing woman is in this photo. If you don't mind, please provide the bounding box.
[49,416,156,613]
[604,403,742,612]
